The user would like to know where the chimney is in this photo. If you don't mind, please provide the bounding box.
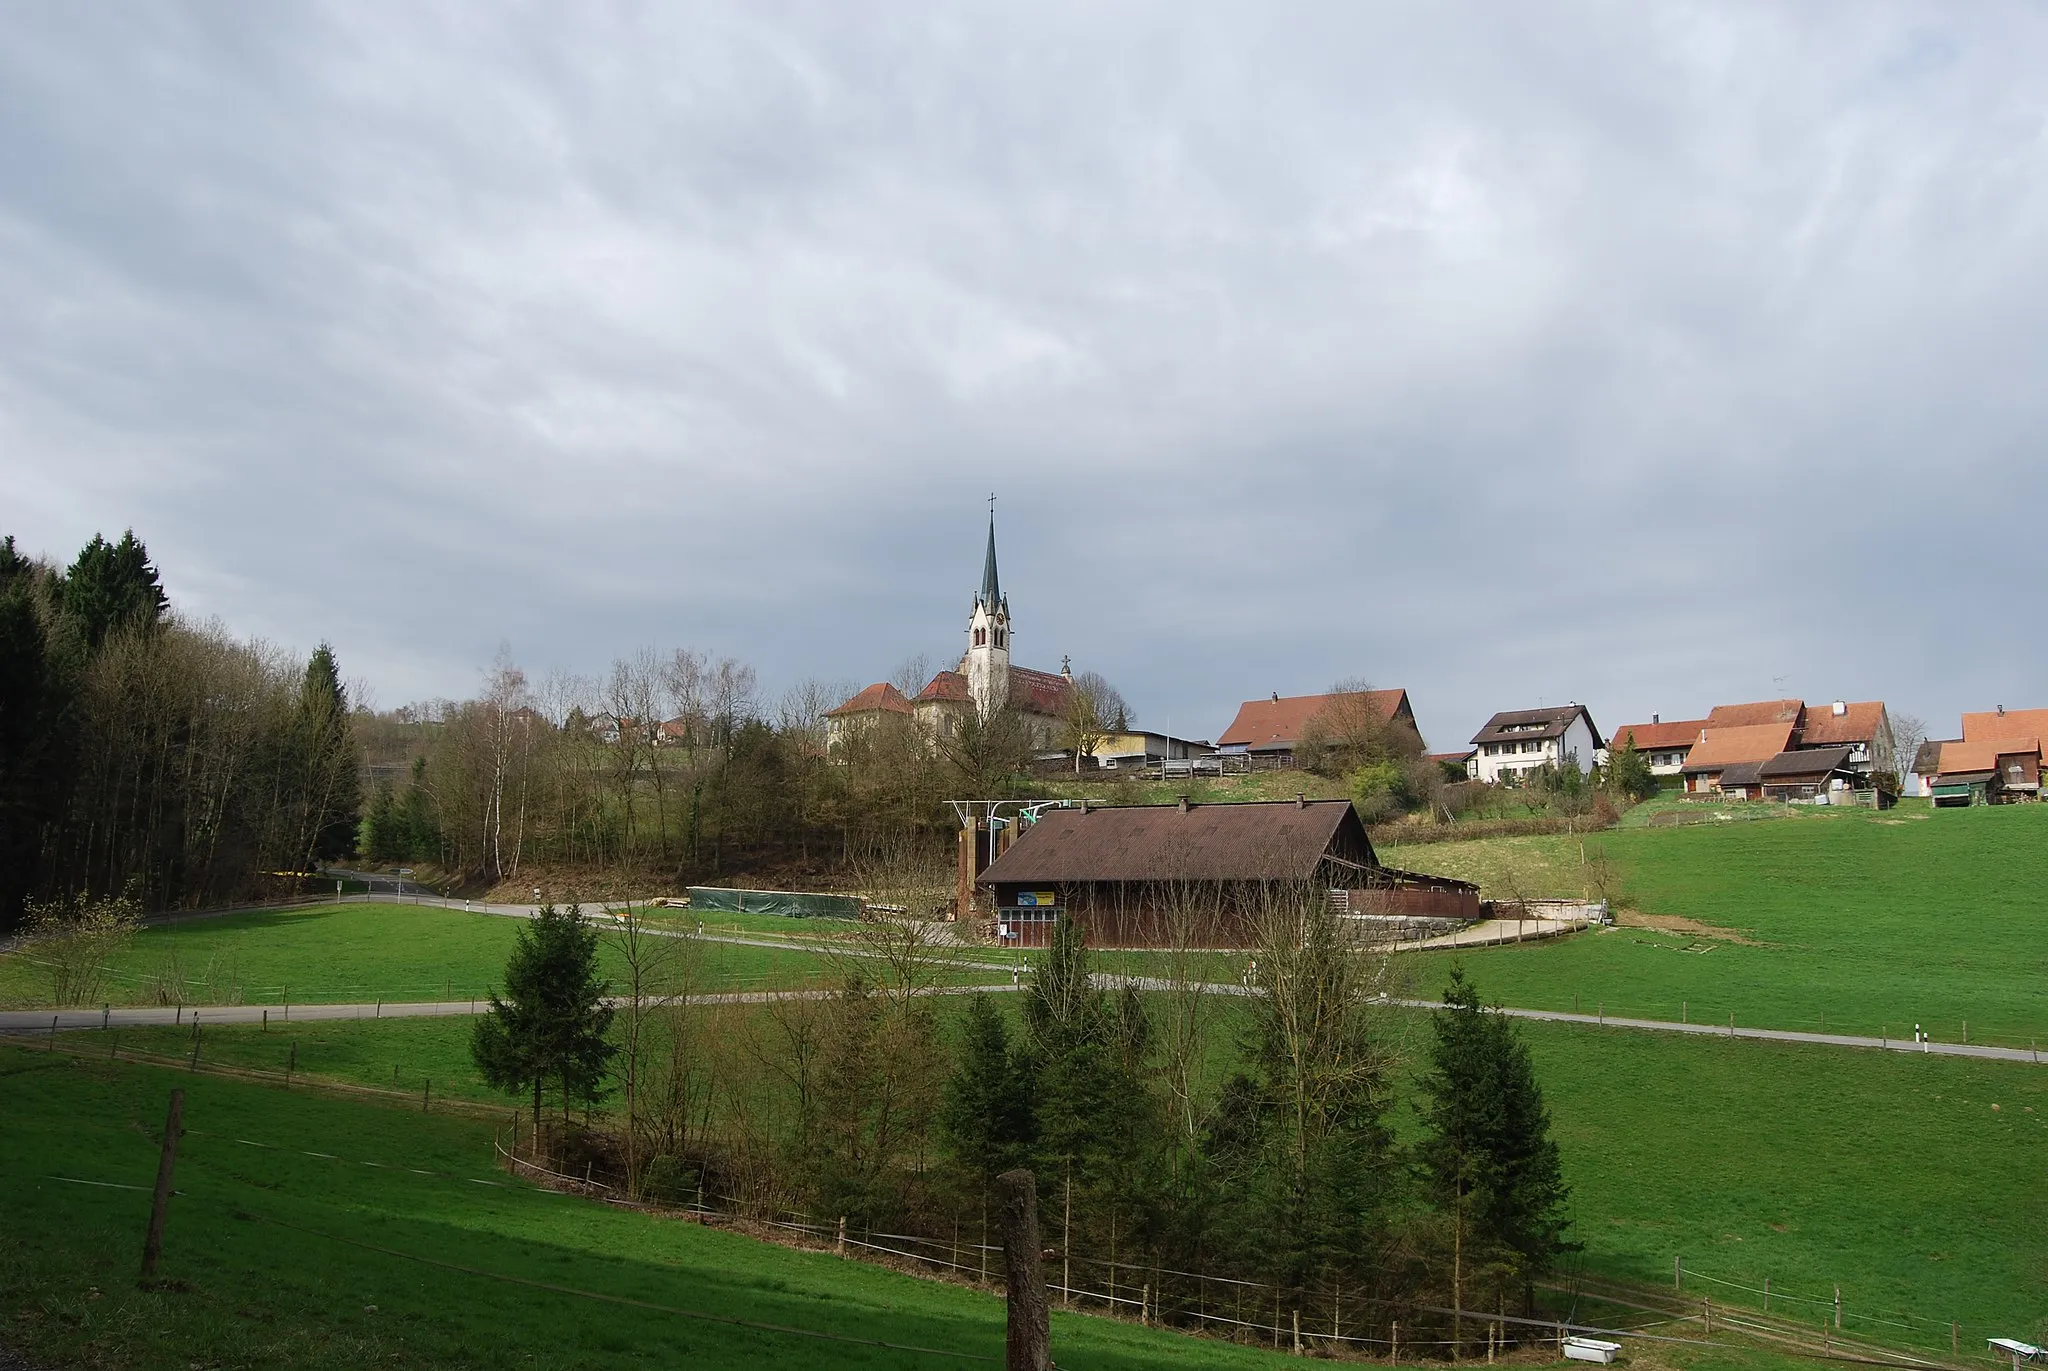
[1176,795,1191,813]
[1271,691,1280,703]
[1832,700,1847,717]
[1999,704,2007,716]
[1652,713,1660,725]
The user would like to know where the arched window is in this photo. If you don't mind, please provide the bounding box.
[974,628,986,647]
[995,629,1006,648]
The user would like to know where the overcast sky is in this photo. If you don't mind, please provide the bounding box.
[6,3,2047,748]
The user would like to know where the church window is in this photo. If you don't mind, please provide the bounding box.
[995,629,1006,648]
[974,628,986,647]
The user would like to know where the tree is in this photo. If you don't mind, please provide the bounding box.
[1885,712,1927,795]
[1414,967,1574,1332]
[0,538,65,927]
[472,903,618,1139]
[293,644,361,865]
[1058,670,1132,774]
[940,992,1037,1180]
[19,889,139,1005]
[57,530,167,655]
[1602,736,1657,803]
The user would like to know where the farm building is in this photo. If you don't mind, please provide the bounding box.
[1927,736,2042,806]
[973,797,1479,947]
[1605,715,1708,777]
[1217,689,1420,770]
[1757,746,1861,803]
[1681,722,1795,794]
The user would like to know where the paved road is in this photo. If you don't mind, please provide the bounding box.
[6,894,2040,1066]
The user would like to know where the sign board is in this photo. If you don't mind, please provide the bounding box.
[1014,890,1058,907]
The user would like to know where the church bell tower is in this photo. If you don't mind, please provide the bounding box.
[963,510,1011,717]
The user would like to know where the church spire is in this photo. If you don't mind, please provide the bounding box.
[977,508,1002,611]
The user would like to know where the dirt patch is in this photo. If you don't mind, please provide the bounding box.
[1613,910,1764,945]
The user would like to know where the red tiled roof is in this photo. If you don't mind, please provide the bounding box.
[1799,702,1888,747]
[1008,665,1076,718]
[1706,699,1805,729]
[825,682,914,718]
[1608,719,1707,751]
[914,672,971,704]
[1428,750,1476,765]
[1961,709,2048,745]
[1935,736,2040,776]
[1218,690,1412,751]
[1681,723,1796,772]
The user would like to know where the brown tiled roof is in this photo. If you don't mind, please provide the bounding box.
[1935,736,2040,776]
[1681,723,1796,772]
[914,672,971,704]
[1716,761,1766,788]
[1759,746,1855,780]
[1799,702,1888,747]
[825,682,914,718]
[1469,705,1601,749]
[1608,719,1708,751]
[1219,690,1412,751]
[1428,750,1476,765]
[977,799,1376,883]
[1707,699,1805,729]
[1961,709,2048,745]
[1008,665,1077,718]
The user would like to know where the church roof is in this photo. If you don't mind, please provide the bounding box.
[915,671,972,704]
[977,514,1004,611]
[914,665,1075,719]
[824,682,914,718]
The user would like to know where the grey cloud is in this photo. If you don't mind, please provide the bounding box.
[4,2,2047,746]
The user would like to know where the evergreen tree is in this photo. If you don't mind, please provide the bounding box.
[296,643,361,864]
[472,903,617,1136]
[939,991,1036,1180]
[0,538,64,927]
[1604,736,1657,802]
[1414,968,1575,1320]
[358,780,400,862]
[57,530,167,654]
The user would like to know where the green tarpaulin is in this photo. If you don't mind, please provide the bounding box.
[685,887,863,919]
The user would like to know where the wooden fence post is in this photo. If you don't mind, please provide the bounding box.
[139,1090,185,1281]
[996,1168,1050,1371]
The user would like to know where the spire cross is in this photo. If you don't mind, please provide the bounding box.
[988,492,997,517]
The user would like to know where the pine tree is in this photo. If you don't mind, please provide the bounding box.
[472,903,617,1137]
[939,991,1036,1180]
[296,643,361,864]
[57,530,167,654]
[1604,736,1657,802]
[0,538,63,927]
[1415,967,1575,1322]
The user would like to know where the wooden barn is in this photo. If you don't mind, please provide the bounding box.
[974,797,1479,948]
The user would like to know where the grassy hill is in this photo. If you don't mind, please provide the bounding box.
[1388,802,2048,1049]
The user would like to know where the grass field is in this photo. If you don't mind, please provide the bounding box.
[0,1047,1391,1371]
[0,902,996,1011]
[1385,802,2048,1048]
[72,988,2048,1360]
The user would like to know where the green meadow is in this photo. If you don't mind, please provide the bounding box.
[0,902,941,1010]
[1385,802,2048,1047]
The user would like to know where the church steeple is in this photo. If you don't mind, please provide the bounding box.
[963,502,1012,716]
[977,514,1003,611]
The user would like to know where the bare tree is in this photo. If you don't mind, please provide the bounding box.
[19,890,140,1006]
[890,653,935,700]
[836,829,957,1008]
[1058,670,1132,773]
[1885,711,1926,790]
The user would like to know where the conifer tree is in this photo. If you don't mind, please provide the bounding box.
[57,530,167,654]
[472,903,617,1136]
[1415,967,1574,1323]
[939,991,1036,1180]
[295,643,361,864]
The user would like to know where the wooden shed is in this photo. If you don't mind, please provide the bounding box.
[974,797,1479,948]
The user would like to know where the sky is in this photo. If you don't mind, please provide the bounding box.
[5,3,2048,751]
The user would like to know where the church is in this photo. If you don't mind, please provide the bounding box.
[824,514,1078,755]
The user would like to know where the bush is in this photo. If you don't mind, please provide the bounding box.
[20,890,139,1006]
[1348,760,1413,823]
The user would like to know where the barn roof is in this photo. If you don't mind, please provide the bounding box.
[977,799,1376,884]
[1934,736,2040,775]
[1799,702,1889,747]
[1707,699,1805,729]
[1682,722,1796,772]
[1470,704,1602,748]
[1218,690,1412,751]
[1961,708,2048,744]
[1759,746,1856,779]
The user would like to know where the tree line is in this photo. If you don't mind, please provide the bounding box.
[0,531,360,928]
[473,891,1575,1354]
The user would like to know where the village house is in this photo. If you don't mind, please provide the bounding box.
[1605,715,1709,777]
[1465,704,1602,784]
[1087,729,1219,773]
[1680,722,1795,796]
[1757,746,1861,803]
[1923,730,2044,806]
[1216,689,1419,770]
[973,797,1478,948]
[825,514,1078,757]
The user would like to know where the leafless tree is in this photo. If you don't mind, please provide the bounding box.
[836,830,957,1008]
[890,652,935,699]
[19,890,140,1005]
[1885,711,1927,788]
[1058,670,1132,773]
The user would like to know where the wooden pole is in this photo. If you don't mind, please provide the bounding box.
[1292,1307,1302,1355]
[1834,1286,1841,1329]
[1391,1320,1400,1364]
[1062,1175,1072,1310]
[1675,1256,1682,1290]
[996,1168,1050,1371]
[139,1089,185,1281]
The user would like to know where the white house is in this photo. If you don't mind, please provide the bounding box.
[1467,705,1603,784]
